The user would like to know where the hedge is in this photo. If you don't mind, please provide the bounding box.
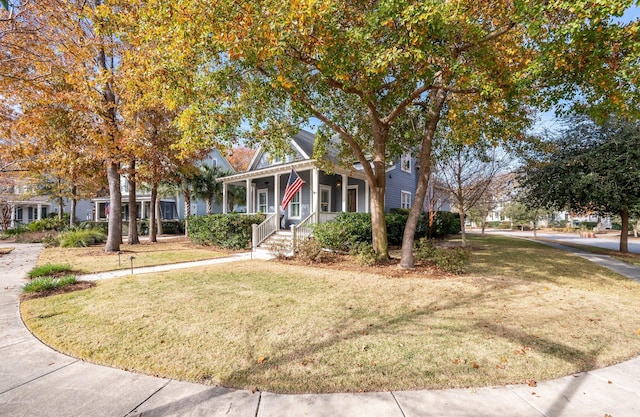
[187,213,265,249]
[313,211,459,251]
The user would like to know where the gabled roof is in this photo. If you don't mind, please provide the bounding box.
[247,129,318,171]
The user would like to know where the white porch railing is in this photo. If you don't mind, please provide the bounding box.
[318,212,339,224]
[252,212,279,249]
[291,211,339,251]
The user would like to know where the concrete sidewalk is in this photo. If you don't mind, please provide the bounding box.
[1,243,639,416]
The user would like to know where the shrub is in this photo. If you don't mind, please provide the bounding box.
[28,263,73,279]
[349,242,377,266]
[26,217,67,232]
[295,238,325,263]
[78,221,109,233]
[4,225,28,236]
[23,275,77,293]
[414,238,436,261]
[187,213,265,249]
[162,220,185,235]
[312,212,372,251]
[414,237,469,274]
[58,229,107,247]
[14,231,57,244]
[313,211,460,251]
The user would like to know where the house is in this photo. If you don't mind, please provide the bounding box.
[91,148,235,222]
[218,129,451,248]
[0,175,54,229]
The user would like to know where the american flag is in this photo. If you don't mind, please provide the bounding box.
[281,169,305,211]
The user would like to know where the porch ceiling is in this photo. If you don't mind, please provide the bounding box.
[217,160,368,185]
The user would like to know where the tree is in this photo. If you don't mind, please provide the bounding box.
[117,0,638,267]
[0,1,130,251]
[503,201,549,238]
[435,141,509,246]
[192,164,228,215]
[7,96,105,227]
[518,117,640,252]
[226,147,255,172]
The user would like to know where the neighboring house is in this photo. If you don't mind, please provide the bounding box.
[0,176,55,229]
[218,130,450,229]
[92,148,235,222]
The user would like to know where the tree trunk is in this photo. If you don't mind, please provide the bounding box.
[533,222,538,237]
[400,86,447,268]
[149,184,158,242]
[155,192,163,235]
[459,210,466,247]
[58,197,64,220]
[105,161,122,252]
[481,219,486,236]
[70,185,77,227]
[370,184,388,261]
[206,197,212,215]
[620,208,629,253]
[183,187,191,237]
[128,160,139,245]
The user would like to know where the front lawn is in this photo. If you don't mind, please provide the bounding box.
[36,237,229,274]
[21,235,640,393]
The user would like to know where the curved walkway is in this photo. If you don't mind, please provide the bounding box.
[1,242,639,417]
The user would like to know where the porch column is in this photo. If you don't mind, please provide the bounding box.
[222,183,228,214]
[274,173,280,215]
[312,168,319,213]
[245,179,252,213]
[37,204,42,220]
[140,200,145,220]
[10,204,15,228]
[95,203,99,221]
[365,180,370,213]
[341,173,348,212]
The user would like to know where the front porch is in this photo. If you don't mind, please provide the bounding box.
[219,160,370,251]
[221,161,370,224]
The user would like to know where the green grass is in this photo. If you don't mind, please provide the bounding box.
[36,238,229,274]
[28,263,73,279]
[23,275,78,293]
[21,235,640,393]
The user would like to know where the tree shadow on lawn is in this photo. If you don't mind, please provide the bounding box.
[218,285,509,393]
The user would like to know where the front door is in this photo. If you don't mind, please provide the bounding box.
[347,188,357,212]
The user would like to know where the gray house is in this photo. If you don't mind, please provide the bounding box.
[218,130,451,249]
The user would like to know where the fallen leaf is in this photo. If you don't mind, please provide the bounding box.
[608,381,612,384]
[257,357,267,364]
[496,364,505,369]
[526,379,537,387]
[472,362,480,369]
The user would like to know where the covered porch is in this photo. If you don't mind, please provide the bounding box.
[220,160,370,227]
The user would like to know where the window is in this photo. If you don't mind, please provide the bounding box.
[320,185,331,212]
[401,153,411,173]
[289,190,301,218]
[258,189,268,213]
[401,191,412,209]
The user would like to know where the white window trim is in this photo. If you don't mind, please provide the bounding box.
[257,188,268,213]
[401,190,412,209]
[319,185,332,212]
[401,153,412,173]
[288,190,302,219]
[347,185,359,212]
